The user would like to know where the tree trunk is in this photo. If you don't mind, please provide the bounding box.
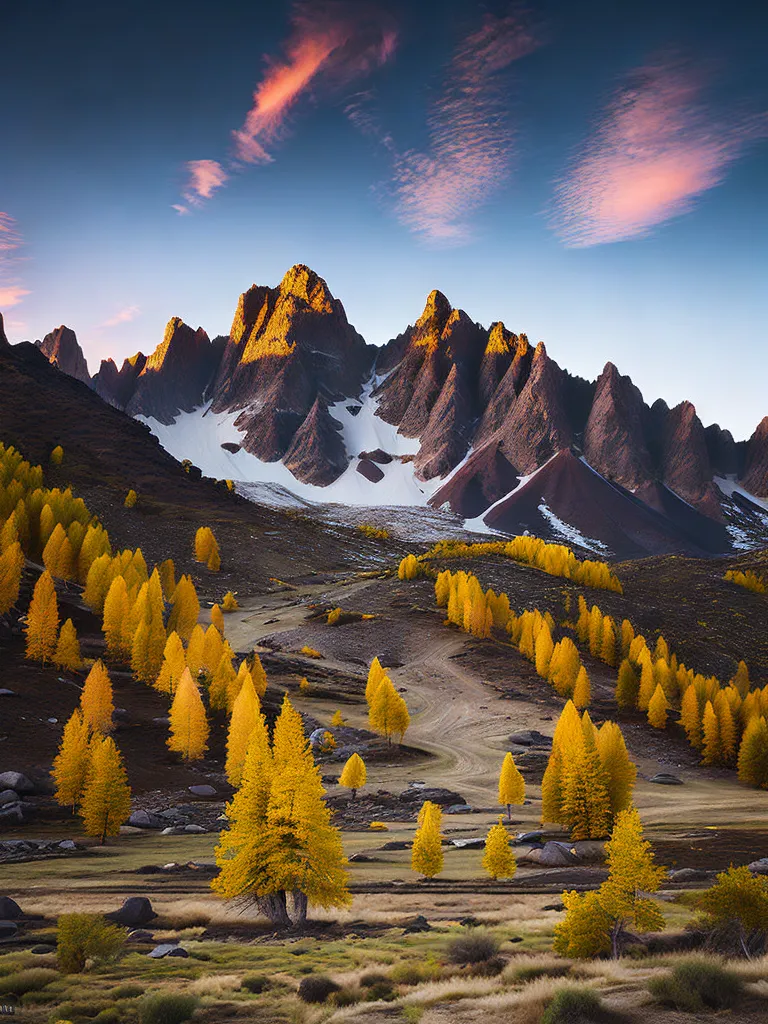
[257,891,291,928]
[507,803,511,821]
[351,788,357,800]
[292,890,308,926]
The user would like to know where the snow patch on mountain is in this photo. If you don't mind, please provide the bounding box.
[537,500,611,555]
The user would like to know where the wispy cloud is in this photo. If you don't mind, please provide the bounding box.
[0,212,29,309]
[100,305,141,328]
[357,12,539,245]
[551,57,768,247]
[233,0,397,164]
[182,159,229,204]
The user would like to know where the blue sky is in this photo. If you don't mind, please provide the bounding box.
[1,0,766,439]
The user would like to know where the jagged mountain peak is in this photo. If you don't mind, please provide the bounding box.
[144,318,210,372]
[278,264,335,314]
[485,321,516,355]
[0,312,9,348]
[36,325,91,383]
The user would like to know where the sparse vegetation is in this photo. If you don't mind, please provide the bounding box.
[57,913,126,973]
[138,991,198,1024]
[648,958,744,1011]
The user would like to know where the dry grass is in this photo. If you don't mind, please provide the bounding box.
[400,976,505,1006]
[189,973,243,996]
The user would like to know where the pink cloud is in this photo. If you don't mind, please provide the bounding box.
[0,213,28,309]
[182,159,229,203]
[552,58,768,246]
[232,1,397,163]
[100,305,141,328]
[0,286,30,308]
[385,13,539,244]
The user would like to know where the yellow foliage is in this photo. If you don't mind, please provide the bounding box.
[222,591,239,612]
[498,752,525,815]
[25,569,59,663]
[79,735,131,843]
[52,709,91,811]
[411,801,443,878]
[167,668,209,760]
[483,818,517,879]
[80,660,114,735]
[339,752,366,795]
[123,489,137,508]
[54,618,82,671]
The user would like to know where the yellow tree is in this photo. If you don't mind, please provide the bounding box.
[168,574,200,641]
[25,569,59,663]
[534,621,554,678]
[369,676,410,743]
[222,590,239,612]
[154,632,187,696]
[130,569,166,683]
[498,752,525,820]
[561,730,611,840]
[702,700,720,765]
[102,575,130,659]
[167,668,209,760]
[211,603,224,634]
[615,659,639,709]
[52,709,91,812]
[573,666,591,709]
[0,541,24,616]
[250,652,268,698]
[637,654,656,711]
[647,683,668,729]
[54,618,82,671]
[680,685,702,749]
[79,735,131,844]
[80,660,114,734]
[411,801,443,878]
[600,617,616,666]
[202,621,226,677]
[365,656,386,705]
[225,674,262,785]
[185,623,206,678]
[596,722,636,816]
[737,717,768,788]
[209,648,237,711]
[483,818,517,880]
[714,691,737,764]
[339,752,367,799]
[157,557,176,600]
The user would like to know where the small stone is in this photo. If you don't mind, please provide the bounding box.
[128,810,166,830]
[0,771,35,794]
[188,784,217,797]
[0,921,18,939]
[58,840,77,851]
[451,837,485,848]
[669,868,712,882]
[648,773,683,786]
[167,946,189,958]
[106,896,157,927]
[127,929,154,942]
[0,897,23,919]
[30,944,56,954]
[148,943,178,959]
[183,824,207,834]
[445,804,473,815]
[0,689,16,697]
[0,790,17,806]
[47,717,58,724]
[161,827,177,835]
[748,858,768,876]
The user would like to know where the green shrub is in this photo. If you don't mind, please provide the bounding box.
[20,990,58,1005]
[366,980,396,1001]
[330,986,364,1007]
[542,987,604,1024]
[57,914,125,974]
[508,962,571,983]
[297,975,340,1003]
[93,1009,121,1024]
[360,972,390,988]
[240,973,269,994]
[446,930,500,965]
[648,958,743,1012]
[139,992,198,1024]
[111,983,145,999]
[390,961,439,985]
[0,968,59,996]
[468,955,505,977]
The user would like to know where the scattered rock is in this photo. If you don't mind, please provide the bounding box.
[148,943,180,959]
[127,929,154,942]
[0,771,34,794]
[167,946,189,958]
[542,902,565,912]
[188,785,217,798]
[183,824,207,834]
[106,897,157,927]
[380,841,411,851]
[445,804,473,815]
[522,842,580,867]
[0,806,23,825]
[669,867,714,882]
[515,831,544,844]
[0,689,16,697]
[508,730,551,747]
[0,921,18,939]
[452,837,486,849]
[403,915,431,934]
[399,787,465,806]
[460,916,482,928]
[648,773,683,786]
[0,790,17,806]
[749,859,768,876]
[0,897,23,919]
[58,840,77,851]
[128,810,167,830]
[30,944,56,954]
[348,853,379,863]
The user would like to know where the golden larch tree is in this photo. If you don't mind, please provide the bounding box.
[251,652,268,698]
[714,691,737,764]
[209,648,237,711]
[222,590,239,612]
[596,722,636,816]
[339,752,367,798]
[80,660,114,734]
[573,666,591,709]
[365,656,386,705]
[0,541,24,615]
[498,752,525,820]
[483,818,517,880]
[102,575,130,659]
[211,602,224,634]
[411,801,443,878]
[167,667,209,760]
[185,623,206,678]
[647,683,668,729]
[168,575,200,641]
[601,617,616,666]
[25,569,60,663]
[680,684,702,749]
[52,709,92,812]
[79,735,131,844]
[54,618,82,671]
[615,659,639,709]
[535,621,554,678]
[737,717,768,788]
[154,631,187,696]
[561,732,611,841]
[225,674,263,785]
[702,700,721,765]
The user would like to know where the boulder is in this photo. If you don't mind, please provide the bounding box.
[648,773,683,786]
[30,944,56,954]
[0,790,18,806]
[0,921,18,939]
[106,897,157,927]
[0,771,34,794]
[445,804,473,815]
[514,831,544,844]
[399,787,465,806]
[167,946,189,958]
[508,730,551,747]
[188,785,217,798]
[748,858,768,876]
[58,840,77,851]
[523,842,580,867]
[148,943,179,959]
[403,915,431,934]
[183,824,207,834]
[128,810,166,830]
[0,806,23,825]
[451,837,486,849]
[127,929,154,943]
[0,897,23,919]
[669,868,713,882]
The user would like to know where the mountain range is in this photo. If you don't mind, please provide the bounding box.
[9,265,768,558]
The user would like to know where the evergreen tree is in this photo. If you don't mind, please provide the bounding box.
[157,557,176,600]
[600,617,616,666]
[573,666,591,709]
[80,660,114,734]
[251,652,268,698]
[338,752,367,798]
[222,590,239,612]
[52,709,91,811]
[737,717,768,789]
[25,569,60,663]
[561,732,612,840]
[596,722,636,815]
[702,700,721,765]
[201,624,224,679]
[225,674,262,785]
[483,818,517,879]
[714,691,737,764]
[79,735,131,844]
[647,683,668,729]
[730,659,751,698]
[103,575,130,659]
[168,575,200,641]
[209,648,237,711]
[54,618,82,671]
[534,621,554,678]
[83,553,112,613]
[541,746,564,826]
[411,801,443,878]
[0,541,24,615]
[680,684,702,749]
[620,619,634,659]
[167,668,209,760]
[185,623,206,679]
[211,603,225,634]
[498,751,525,819]
[365,656,385,705]
[637,654,656,710]
[154,632,187,696]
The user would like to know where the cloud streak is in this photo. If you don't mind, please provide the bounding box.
[182,159,229,204]
[100,305,141,328]
[552,57,768,247]
[376,12,539,244]
[0,212,29,309]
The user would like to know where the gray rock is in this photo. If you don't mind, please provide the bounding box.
[0,897,23,919]
[58,840,77,851]
[148,943,179,959]
[649,773,683,786]
[508,730,551,747]
[669,867,713,882]
[403,915,431,934]
[0,806,23,825]
[515,831,544,844]
[30,944,56,954]
[106,897,157,927]
[0,921,18,939]
[161,827,178,836]
[188,784,217,797]
[400,787,465,806]
[183,824,207,834]
[445,804,473,814]
[167,946,189,958]
[0,689,16,697]
[128,810,166,830]
[127,929,154,942]
[749,858,768,876]
[0,790,18,806]
[309,728,327,749]
[0,771,34,794]
[451,837,486,849]
[524,841,580,867]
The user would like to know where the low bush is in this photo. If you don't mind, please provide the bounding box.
[390,961,439,985]
[648,958,743,1012]
[446,930,500,965]
[57,913,125,974]
[240,973,269,994]
[468,955,505,977]
[360,972,389,988]
[139,992,199,1024]
[111,983,145,999]
[366,980,397,1001]
[541,986,605,1023]
[93,1009,121,1024]
[297,975,340,1003]
[330,986,364,1006]
[0,968,59,996]
[507,961,571,984]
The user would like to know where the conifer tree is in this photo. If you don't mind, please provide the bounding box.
[535,621,554,678]
[339,752,367,798]
[730,660,750,698]
[365,656,386,705]
[83,553,113,613]
[737,717,768,789]
[25,569,59,663]
[518,613,535,660]
[167,668,209,760]
[434,570,451,607]
[103,575,130,659]
[211,603,224,634]
[250,652,268,698]
[647,683,668,729]
[483,818,517,879]
[201,624,224,679]
[680,684,702,749]
[0,541,24,615]
[573,666,591,709]
[80,660,114,734]
[222,591,239,612]
[185,623,206,679]
[194,526,215,563]
[714,691,737,764]
[561,732,612,840]
[330,709,345,728]
[601,617,616,666]
[168,575,200,641]
[54,618,82,671]
[154,631,187,696]
[637,653,656,710]
[498,752,525,819]
[596,722,636,815]
[52,709,91,812]
[225,674,262,785]
[79,735,131,844]
[620,619,634,659]
[541,746,564,826]
[701,700,721,765]
[369,674,395,736]
[209,648,237,710]
[411,801,443,878]
[157,558,176,600]
[588,605,603,656]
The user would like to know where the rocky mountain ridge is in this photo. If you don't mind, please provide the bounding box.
[14,266,768,556]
